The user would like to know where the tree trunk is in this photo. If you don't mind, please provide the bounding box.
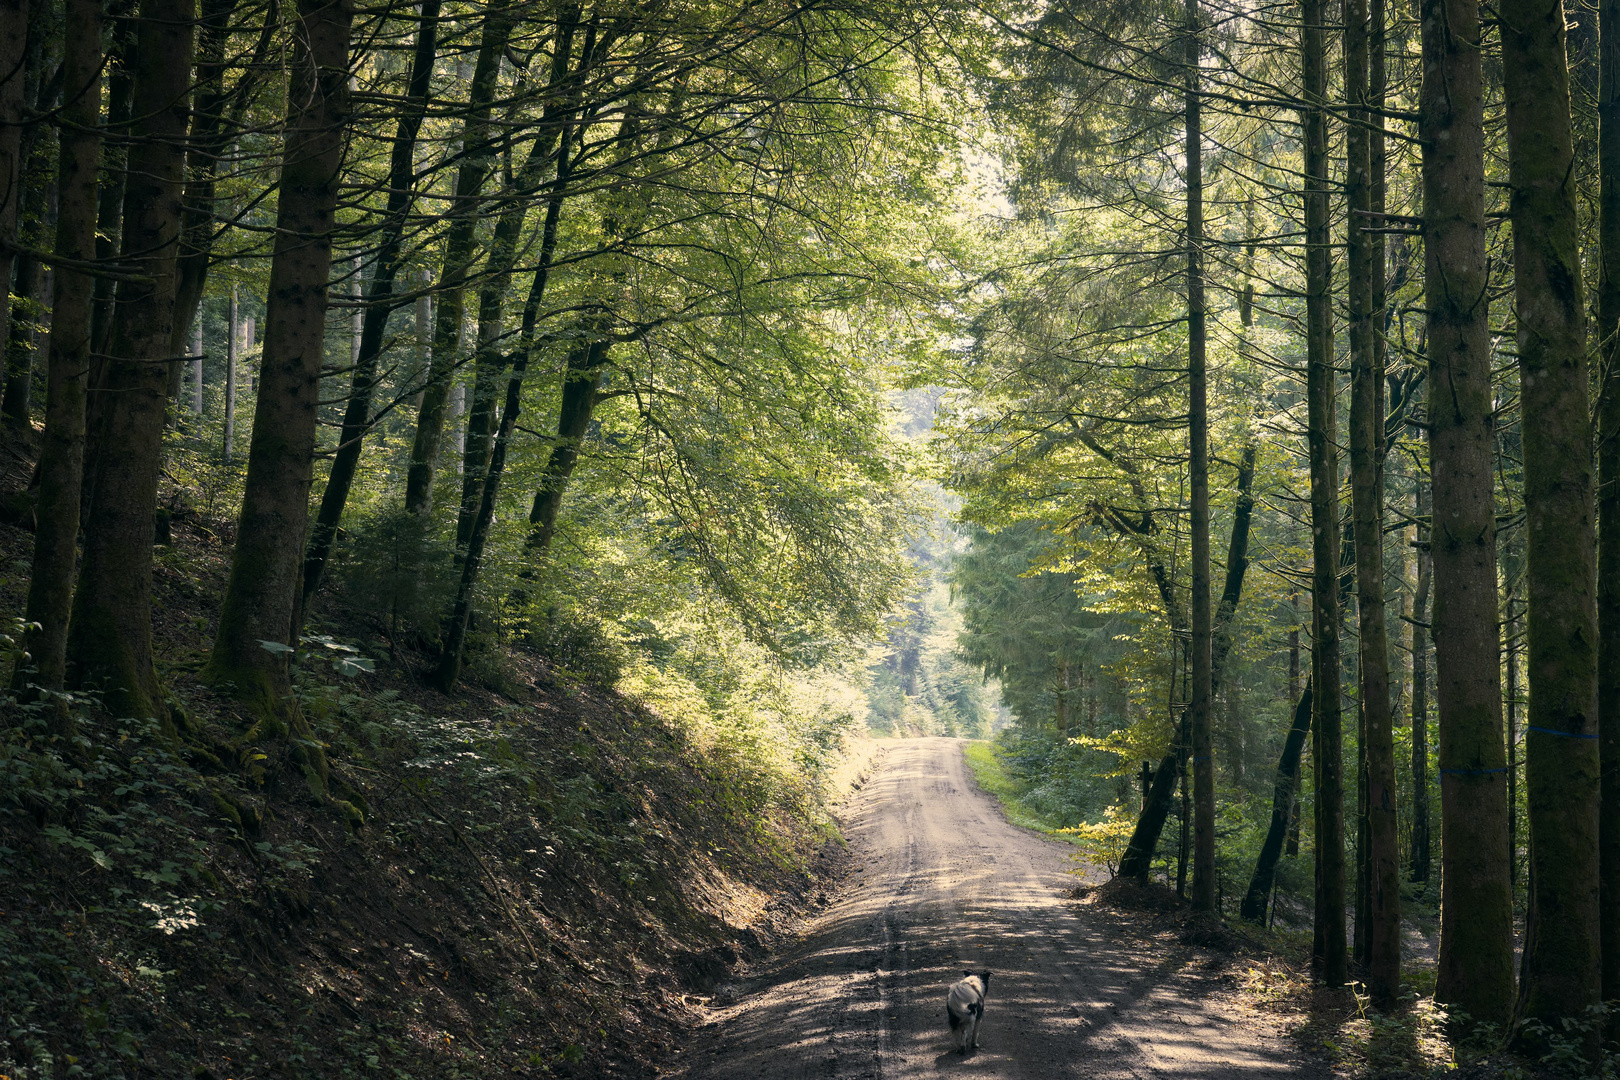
[64,0,193,724]
[1242,683,1314,922]
[20,0,98,695]
[454,16,586,553]
[1502,0,1602,1042]
[1118,445,1256,880]
[434,130,575,689]
[167,0,250,368]
[297,0,442,613]
[81,0,134,505]
[0,0,29,371]
[525,337,611,553]
[1595,0,1620,1011]
[1346,0,1399,1007]
[1410,477,1433,881]
[1184,0,1215,914]
[1303,0,1347,988]
[203,0,352,777]
[224,281,237,460]
[404,0,512,520]
[1420,0,1517,1027]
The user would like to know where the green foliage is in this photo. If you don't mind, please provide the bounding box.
[327,506,459,641]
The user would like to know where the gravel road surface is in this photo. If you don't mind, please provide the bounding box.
[670,737,1325,1080]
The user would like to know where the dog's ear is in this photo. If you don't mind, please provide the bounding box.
[963,970,973,977]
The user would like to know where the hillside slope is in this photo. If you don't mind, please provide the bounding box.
[0,430,869,1079]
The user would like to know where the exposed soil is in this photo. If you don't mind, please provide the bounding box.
[666,737,1329,1079]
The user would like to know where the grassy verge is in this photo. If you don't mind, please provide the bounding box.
[960,740,1082,844]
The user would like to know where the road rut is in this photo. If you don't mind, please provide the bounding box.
[670,737,1325,1080]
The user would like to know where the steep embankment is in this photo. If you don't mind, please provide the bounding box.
[0,432,870,1079]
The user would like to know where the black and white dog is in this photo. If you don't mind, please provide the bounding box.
[946,970,991,1054]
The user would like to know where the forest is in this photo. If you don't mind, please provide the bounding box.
[0,0,1617,1071]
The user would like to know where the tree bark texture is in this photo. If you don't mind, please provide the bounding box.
[1185,0,1215,914]
[404,0,512,520]
[1420,0,1517,1027]
[1303,0,1347,987]
[1596,0,1620,1008]
[1118,446,1256,880]
[205,0,353,748]
[299,0,442,612]
[0,0,29,366]
[1411,477,1433,882]
[1501,0,1602,1039]
[455,12,585,553]
[1346,0,1399,1008]
[435,137,575,689]
[21,0,98,694]
[65,0,194,723]
[1241,683,1314,923]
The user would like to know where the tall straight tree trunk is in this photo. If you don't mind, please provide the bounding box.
[64,0,194,723]
[167,0,254,367]
[1410,477,1433,881]
[1595,0,1620,1009]
[81,0,134,499]
[1505,575,1522,890]
[435,131,575,690]
[1184,0,1215,914]
[3,56,53,428]
[224,281,237,459]
[1420,0,1517,1027]
[298,0,442,616]
[455,13,586,553]
[204,0,352,772]
[1303,0,1346,988]
[403,0,513,520]
[1501,0,1602,1041]
[21,0,98,695]
[0,0,29,360]
[1346,0,1399,1007]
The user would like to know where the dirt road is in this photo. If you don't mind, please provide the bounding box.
[670,737,1324,1080]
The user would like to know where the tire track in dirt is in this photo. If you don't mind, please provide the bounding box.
[668,738,1325,1080]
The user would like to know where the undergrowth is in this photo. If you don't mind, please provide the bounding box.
[1,624,860,1079]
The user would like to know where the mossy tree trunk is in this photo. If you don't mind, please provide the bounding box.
[1420,0,1516,1028]
[65,0,194,724]
[1501,0,1602,1043]
[204,0,352,774]
[20,0,98,696]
